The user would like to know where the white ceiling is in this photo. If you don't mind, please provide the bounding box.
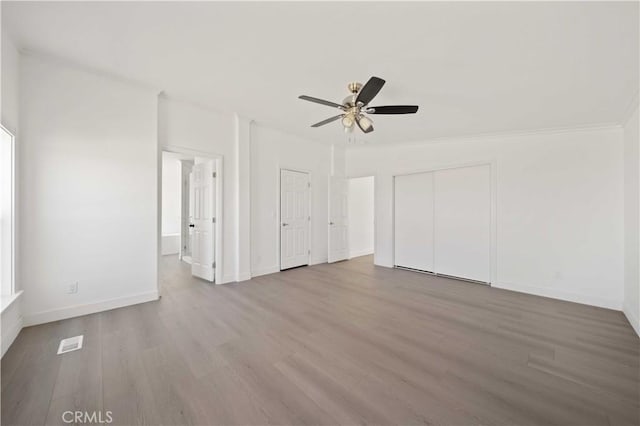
[3,1,638,144]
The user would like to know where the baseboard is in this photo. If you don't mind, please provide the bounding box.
[252,265,280,277]
[161,234,180,255]
[237,272,252,282]
[623,304,640,337]
[310,257,328,266]
[219,272,253,283]
[493,281,622,311]
[1,315,22,358]
[23,290,159,327]
[349,248,374,258]
[220,274,236,284]
[1,293,24,357]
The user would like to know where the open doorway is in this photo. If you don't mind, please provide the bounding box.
[160,151,221,291]
[348,176,374,261]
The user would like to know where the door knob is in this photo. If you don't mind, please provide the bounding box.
[329,222,335,225]
[189,224,195,228]
[282,223,289,227]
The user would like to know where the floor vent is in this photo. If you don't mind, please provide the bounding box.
[57,335,84,354]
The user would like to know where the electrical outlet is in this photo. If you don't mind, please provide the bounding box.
[67,282,78,294]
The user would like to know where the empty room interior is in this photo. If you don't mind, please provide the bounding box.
[1,1,639,425]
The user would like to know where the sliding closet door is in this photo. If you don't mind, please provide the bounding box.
[394,172,434,271]
[434,164,491,282]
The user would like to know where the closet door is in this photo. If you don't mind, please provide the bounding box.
[434,164,491,282]
[394,172,434,272]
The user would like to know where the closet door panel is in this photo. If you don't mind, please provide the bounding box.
[394,172,434,271]
[434,165,491,282]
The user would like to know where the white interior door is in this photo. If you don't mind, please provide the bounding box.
[191,159,215,281]
[434,164,491,282]
[328,176,349,263]
[180,161,193,259]
[394,172,435,271]
[188,171,194,260]
[280,169,310,270]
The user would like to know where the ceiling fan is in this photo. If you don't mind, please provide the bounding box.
[299,76,419,134]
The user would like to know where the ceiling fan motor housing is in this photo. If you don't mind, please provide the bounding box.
[347,82,362,94]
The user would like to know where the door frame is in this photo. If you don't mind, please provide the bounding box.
[391,159,497,285]
[158,146,223,295]
[278,167,312,270]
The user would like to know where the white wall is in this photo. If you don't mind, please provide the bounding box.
[250,123,333,276]
[161,154,181,255]
[20,54,159,325]
[161,154,181,236]
[1,295,21,357]
[347,127,624,310]
[624,102,640,335]
[348,176,374,258]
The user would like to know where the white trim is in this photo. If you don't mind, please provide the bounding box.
[23,290,159,327]
[623,304,640,337]
[0,289,23,313]
[161,233,180,256]
[21,49,160,94]
[251,265,280,277]
[236,272,252,282]
[493,281,622,311]
[1,313,22,358]
[346,123,622,151]
[310,257,327,266]
[349,248,374,258]
[1,290,23,357]
[221,274,236,284]
[1,124,16,298]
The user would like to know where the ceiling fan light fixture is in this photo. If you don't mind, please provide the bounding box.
[342,114,354,128]
[358,114,373,132]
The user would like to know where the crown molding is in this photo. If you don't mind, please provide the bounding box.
[346,122,622,150]
[20,48,161,95]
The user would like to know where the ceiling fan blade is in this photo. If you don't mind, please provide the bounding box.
[311,114,344,128]
[368,105,419,114]
[299,95,345,109]
[355,76,385,106]
[356,115,374,134]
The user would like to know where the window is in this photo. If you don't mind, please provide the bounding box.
[1,125,15,297]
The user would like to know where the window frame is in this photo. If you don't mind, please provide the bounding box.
[1,123,15,297]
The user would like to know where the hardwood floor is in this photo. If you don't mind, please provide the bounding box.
[2,255,639,425]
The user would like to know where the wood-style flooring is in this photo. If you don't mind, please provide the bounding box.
[2,255,639,425]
